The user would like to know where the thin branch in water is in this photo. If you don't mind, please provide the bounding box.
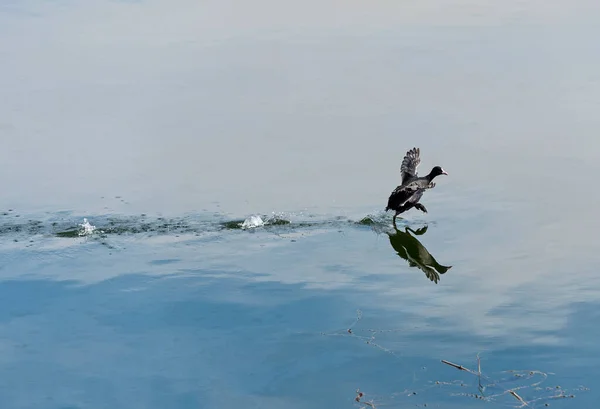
[441,359,478,375]
[477,353,484,394]
[323,312,587,408]
[509,390,529,407]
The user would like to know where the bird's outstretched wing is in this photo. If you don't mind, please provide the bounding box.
[401,147,421,184]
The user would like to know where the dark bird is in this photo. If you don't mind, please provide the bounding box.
[385,147,447,226]
[387,224,452,284]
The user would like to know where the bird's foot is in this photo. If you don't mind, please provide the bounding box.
[415,203,428,213]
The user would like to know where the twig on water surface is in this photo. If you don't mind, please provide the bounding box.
[347,309,363,334]
[355,389,376,408]
[322,311,587,408]
[322,310,405,360]
[441,360,478,375]
[477,353,483,393]
[442,356,534,407]
[509,390,528,406]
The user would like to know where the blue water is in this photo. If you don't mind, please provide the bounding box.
[3,1,600,408]
[0,210,597,408]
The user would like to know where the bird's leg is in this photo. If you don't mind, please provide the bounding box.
[414,203,428,213]
[392,212,398,227]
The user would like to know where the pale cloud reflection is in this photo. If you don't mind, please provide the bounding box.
[1,0,600,343]
[3,1,600,42]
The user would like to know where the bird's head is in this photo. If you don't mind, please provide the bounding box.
[430,166,448,178]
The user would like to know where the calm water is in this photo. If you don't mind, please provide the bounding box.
[2,1,600,408]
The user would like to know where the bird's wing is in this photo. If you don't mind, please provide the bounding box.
[401,147,421,184]
[406,188,424,204]
[402,179,436,192]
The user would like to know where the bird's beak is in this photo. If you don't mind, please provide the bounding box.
[441,169,448,175]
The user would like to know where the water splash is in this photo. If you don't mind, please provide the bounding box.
[240,215,265,229]
[78,218,96,236]
[1,209,398,241]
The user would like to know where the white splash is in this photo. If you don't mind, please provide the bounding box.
[78,218,96,236]
[241,215,264,229]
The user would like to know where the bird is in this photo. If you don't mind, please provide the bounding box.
[385,147,447,226]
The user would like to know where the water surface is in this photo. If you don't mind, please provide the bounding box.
[1,1,600,408]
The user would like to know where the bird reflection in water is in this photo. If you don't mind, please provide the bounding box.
[387,225,451,283]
